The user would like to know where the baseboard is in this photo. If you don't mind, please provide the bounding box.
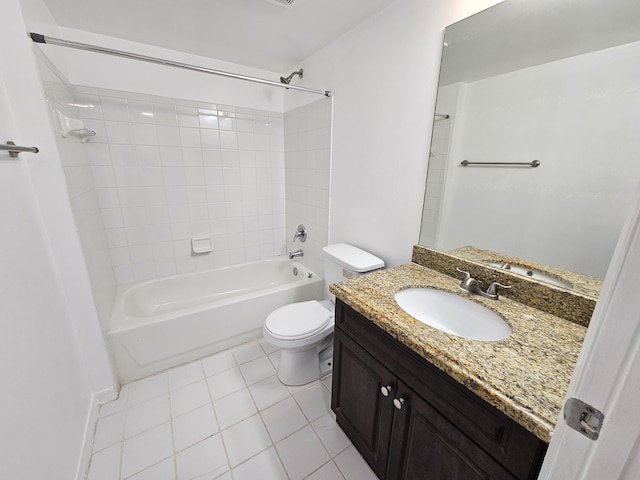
[75,386,119,480]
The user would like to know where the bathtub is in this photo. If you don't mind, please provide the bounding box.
[107,258,323,383]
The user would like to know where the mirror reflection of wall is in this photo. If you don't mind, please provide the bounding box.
[419,0,640,280]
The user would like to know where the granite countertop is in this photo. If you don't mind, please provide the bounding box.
[329,263,587,443]
[449,245,602,299]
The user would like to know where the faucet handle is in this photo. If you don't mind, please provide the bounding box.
[455,267,471,281]
[292,224,307,242]
[486,282,511,296]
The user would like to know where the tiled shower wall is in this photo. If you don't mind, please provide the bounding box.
[68,90,287,284]
[36,49,333,329]
[284,98,332,276]
[36,52,289,327]
[421,117,452,247]
[37,49,117,326]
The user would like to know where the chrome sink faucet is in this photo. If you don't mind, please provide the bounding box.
[456,267,511,300]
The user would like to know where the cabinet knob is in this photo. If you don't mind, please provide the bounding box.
[393,398,405,410]
[380,385,392,397]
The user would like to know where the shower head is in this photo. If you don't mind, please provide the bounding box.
[265,0,295,6]
[280,69,303,85]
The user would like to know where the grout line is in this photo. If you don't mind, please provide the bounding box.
[88,339,351,480]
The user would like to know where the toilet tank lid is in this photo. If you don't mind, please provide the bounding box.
[322,243,385,272]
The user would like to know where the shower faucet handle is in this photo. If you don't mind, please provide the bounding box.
[292,224,307,242]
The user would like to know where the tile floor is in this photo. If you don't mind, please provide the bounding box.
[87,338,378,480]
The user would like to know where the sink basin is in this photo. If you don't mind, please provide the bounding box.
[394,288,511,341]
[486,262,573,289]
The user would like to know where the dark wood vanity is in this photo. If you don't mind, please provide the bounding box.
[331,299,548,480]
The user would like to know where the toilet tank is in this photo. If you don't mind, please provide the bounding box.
[322,243,385,302]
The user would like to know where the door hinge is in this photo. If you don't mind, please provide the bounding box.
[564,397,604,440]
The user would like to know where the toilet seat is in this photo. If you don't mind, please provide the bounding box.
[264,300,333,341]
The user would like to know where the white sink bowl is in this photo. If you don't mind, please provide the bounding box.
[394,288,511,341]
[486,262,573,289]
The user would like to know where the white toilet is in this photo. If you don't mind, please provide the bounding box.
[263,243,384,385]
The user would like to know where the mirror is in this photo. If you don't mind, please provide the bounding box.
[419,0,640,292]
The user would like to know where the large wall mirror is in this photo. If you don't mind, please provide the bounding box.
[419,0,640,293]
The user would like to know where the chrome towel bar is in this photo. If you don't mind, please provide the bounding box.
[1,141,40,158]
[460,160,540,168]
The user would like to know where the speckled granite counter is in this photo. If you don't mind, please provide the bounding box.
[413,245,596,327]
[330,263,587,443]
[449,245,602,299]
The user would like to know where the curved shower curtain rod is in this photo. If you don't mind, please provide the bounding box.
[28,33,332,97]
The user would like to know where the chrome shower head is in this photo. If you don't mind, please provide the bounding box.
[280,69,303,85]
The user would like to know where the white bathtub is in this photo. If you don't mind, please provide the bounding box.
[107,258,323,383]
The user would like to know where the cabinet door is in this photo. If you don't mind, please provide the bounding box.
[332,327,396,479]
[387,381,517,480]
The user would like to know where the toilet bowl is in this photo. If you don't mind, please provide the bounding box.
[263,243,384,386]
[263,300,334,386]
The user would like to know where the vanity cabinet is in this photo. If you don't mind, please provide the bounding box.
[331,300,547,480]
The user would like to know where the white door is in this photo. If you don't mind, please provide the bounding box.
[539,181,640,479]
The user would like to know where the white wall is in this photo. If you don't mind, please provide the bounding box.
[284,0,504,267]
[53,27,286,113]
[437,41,640,278]
[1,0,116,478]
[18,0,116,397]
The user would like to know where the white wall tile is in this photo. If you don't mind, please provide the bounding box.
[284,97,332,278]
[180,127,201,147]
[198,110,219,129]
[132,123,159,145]
[177,106,199,128]
[157,125,182,146]
[201,129,221,148]
[160,146,183,166]
[101,96,129,121]
[153,103,178,126]
[220,131,238,149]
[133,261,156,281]
[59,87,291,290]
[109,144,136,165]
[182,148,203,166]
[202,149,222,166]
[105,120,134,144]
[128,100,155,124]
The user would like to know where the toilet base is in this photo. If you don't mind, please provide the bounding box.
[277,343,333,386]
[319,345,333,377]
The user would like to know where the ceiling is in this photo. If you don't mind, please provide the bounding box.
[42,0,392,73]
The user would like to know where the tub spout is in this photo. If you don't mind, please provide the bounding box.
[289,249,304,259]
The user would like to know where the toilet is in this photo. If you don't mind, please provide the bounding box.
[263,243,384,385]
